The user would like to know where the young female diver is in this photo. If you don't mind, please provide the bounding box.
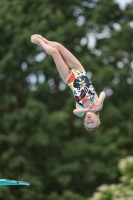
[31,34,106,131]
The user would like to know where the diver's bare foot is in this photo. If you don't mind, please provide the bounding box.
[33,34,60,50]
[31,35,42,46]
[31,34,57,56]
[33,34,48,43]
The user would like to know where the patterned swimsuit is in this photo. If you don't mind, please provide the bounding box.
[67,69,96,107]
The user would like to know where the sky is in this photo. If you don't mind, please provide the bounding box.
[114,0,133,9]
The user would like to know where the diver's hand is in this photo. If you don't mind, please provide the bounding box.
[88,101,103,112]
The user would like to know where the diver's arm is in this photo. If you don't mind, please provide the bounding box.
[73,107,89,117]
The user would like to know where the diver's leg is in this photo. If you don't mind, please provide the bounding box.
[34,34,85,71]
[31,35,70,83]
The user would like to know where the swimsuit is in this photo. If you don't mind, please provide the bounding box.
[67,69,96,107]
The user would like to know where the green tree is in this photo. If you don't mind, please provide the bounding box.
[89,156,133,200]
[0,0,133,200]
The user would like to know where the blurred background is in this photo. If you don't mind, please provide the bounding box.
[0,0,133,199]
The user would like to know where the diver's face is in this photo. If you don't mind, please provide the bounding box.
[84,112,99,129]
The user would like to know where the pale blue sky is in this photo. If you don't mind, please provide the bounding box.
[115,0,133,9]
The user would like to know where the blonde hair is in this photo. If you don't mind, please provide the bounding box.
[84,112,101,132]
